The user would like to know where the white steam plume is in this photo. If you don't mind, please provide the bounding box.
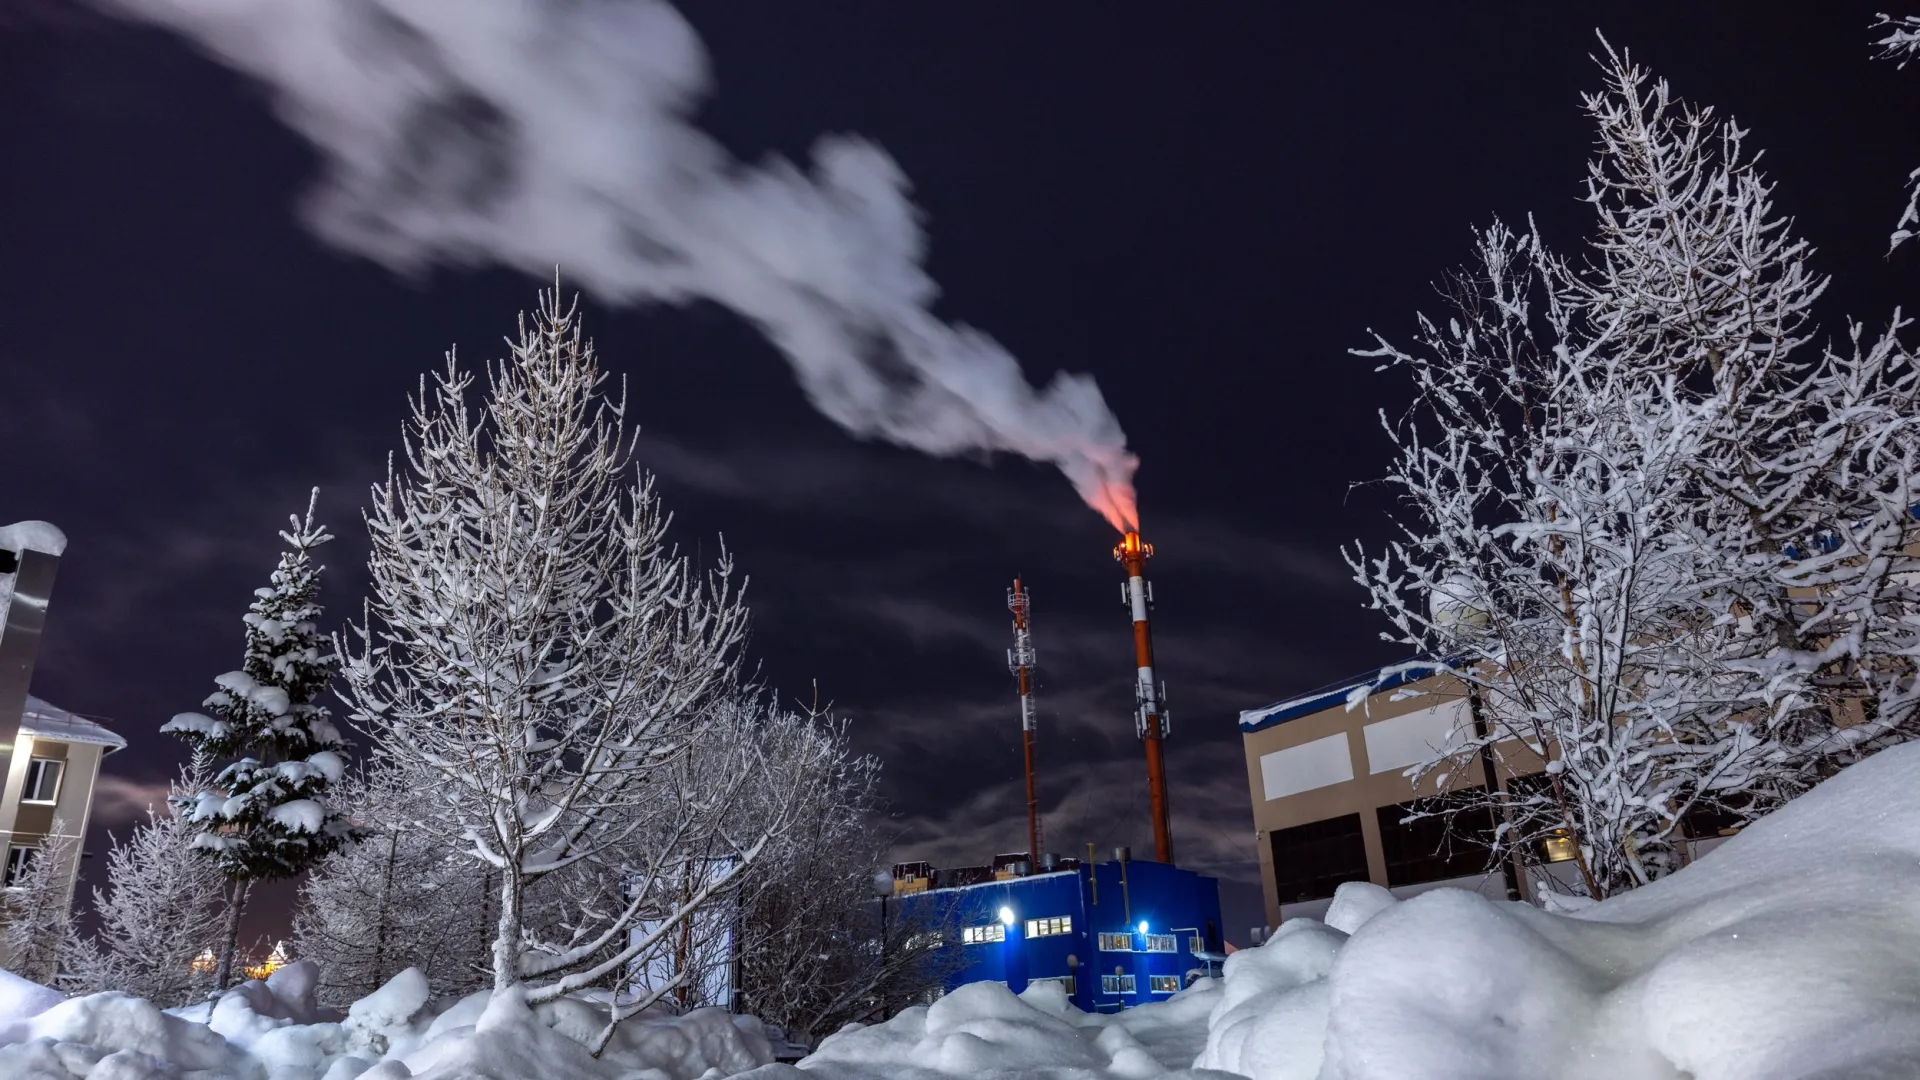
[99,0,1141,531]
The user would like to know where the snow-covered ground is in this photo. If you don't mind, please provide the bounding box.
[8,739,1920,1079]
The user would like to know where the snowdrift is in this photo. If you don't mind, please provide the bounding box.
[1192,737,1920,1080]
[6,740,1920,1079]
[0,960,770,1080]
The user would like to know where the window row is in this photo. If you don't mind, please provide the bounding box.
[961,924,1005,945]
[1096,974,1183,995]
[1025,915,1071,938]
[1270,779,1750,905]
[1097,931,1182,953]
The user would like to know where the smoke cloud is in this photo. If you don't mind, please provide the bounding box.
[99,0,1140,531]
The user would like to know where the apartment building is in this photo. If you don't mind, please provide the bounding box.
[0,521,126,962]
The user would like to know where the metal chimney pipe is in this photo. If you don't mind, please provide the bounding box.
[1113,532,1173,864]
[0,522,66,768]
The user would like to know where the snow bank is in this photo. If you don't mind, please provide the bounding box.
[9,741,1920,1079]
[1195,739,1920,1080]
[0,966,770,1080]
[757,979,1239,1080]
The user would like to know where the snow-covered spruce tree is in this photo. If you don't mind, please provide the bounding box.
[163,490,355,990]
[1,818,81,984]
[1349,45,1920,899]
[732,717,964,1044]
[62,756,227,1005]
[293,762,493,1005]
[338,286,818,1052]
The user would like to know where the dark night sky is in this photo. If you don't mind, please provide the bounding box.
[4,1,1918,947]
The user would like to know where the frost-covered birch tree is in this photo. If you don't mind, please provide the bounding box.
[164,491,356,990]
[1350,43,1920,899]
[293,763,493,1005]
[732,718,963,1044]
[2,818,81,984]
[339,284,816,1052]
[62,756,227,1005]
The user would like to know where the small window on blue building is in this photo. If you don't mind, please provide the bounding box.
[1024,916,1072,938]
[1101,974,1137,994]
[1143,933,1177,953]
[962,924,1006,944]
[1149,975,1181,994]
[1030,975,1076,996]
[1097,932,1133,951]
[1270,812,1369,903]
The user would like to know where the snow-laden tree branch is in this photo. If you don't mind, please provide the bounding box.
[62,756,227,1006]
[338,283,816,1046]
[730,716,967,1045]
[1349,42,1920,900]
[1874,13,1920,249]
[2,818,81,984]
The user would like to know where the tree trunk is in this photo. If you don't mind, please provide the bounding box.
[491,865,523,993]
[371,830,399,988]
[212,881,252,993]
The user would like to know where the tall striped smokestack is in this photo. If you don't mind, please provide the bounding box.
[1114,531,1173,864]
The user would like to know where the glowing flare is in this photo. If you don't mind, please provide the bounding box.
[1091,477,1140,534]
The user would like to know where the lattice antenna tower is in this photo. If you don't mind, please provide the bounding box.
[1008,578,1042,865]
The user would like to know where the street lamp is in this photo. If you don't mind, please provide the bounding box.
[872,870,894,1016]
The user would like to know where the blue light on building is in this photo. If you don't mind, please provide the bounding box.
[893,855,1226,1012]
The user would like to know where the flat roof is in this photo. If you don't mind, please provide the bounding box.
[21,695,127,753]
[1237,658,1446,735]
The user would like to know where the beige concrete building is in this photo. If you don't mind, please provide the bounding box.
[1238,662,1742,928]
[0,521,126,960]
[1239,663,1519,928]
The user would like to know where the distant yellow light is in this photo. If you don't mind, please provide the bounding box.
[1541,829,1578,864]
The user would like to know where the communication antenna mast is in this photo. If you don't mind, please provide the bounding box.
[1008,578,1042,867]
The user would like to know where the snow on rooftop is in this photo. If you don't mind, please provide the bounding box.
[1238,658,1445,733]
[20,695,126,752]
[0,521,67,558]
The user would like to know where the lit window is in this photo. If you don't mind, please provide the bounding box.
[1097,932,1133,952]
[962,924,1006,945]
[1541,829,1579,864]
[1100,974,1137,994]
[1149,975,1181,994]
[1029,975,1075,996]
[1024,916,1072,938]
[3,846,37,887]
[22,759,62,804]
[1143,933,1177,953]
[1188,935,1206,956]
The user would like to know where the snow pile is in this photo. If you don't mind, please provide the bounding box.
[9,741,1920,1079]
[747,979,1238,1080]
[0,962,771,1080]
[1194,738,1920,1080]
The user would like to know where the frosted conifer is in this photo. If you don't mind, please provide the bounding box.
[1,818,81,984]
[164,490,356,987]
[62,756,227,1005]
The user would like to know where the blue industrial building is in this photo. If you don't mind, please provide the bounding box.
[892,854,1226,1012]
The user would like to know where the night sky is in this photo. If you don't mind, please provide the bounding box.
[5,1,1919,947]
